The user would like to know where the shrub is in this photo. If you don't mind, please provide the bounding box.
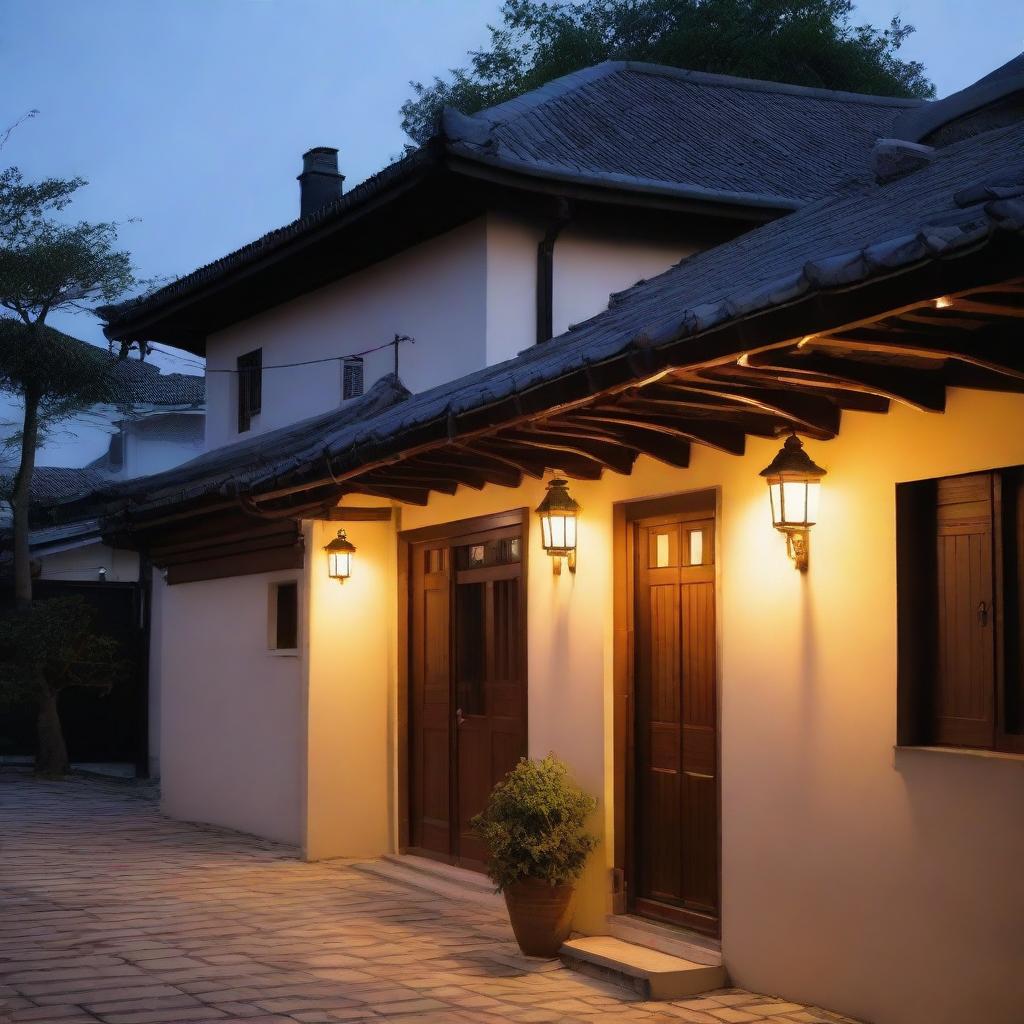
[471,754,597,892]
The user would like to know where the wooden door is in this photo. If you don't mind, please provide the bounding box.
[633,512,718,933]
[408,524,527,868]
[409,543,452,856]
[934,473,997,747]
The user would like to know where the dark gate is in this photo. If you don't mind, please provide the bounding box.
[0,580,148,774]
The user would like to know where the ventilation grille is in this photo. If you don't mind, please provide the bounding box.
[342,356,364,401]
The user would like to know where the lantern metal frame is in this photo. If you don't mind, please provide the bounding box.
[324,528,356,582]
[759,434,826,572]
[535,474,580,575]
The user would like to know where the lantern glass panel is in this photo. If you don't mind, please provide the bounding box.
[328,550,352,579]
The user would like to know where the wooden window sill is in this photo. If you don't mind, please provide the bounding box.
[895,744,1024,764]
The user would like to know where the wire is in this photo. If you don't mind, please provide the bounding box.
[204,334,414,373]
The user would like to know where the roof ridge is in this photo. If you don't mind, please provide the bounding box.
[620,62,925,107]
[473,62,629,124]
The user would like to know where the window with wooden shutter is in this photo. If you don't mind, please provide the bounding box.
[270,580,298,652]
[342,356,364,401]
[237,349,262,433]
[897,466,1024,754]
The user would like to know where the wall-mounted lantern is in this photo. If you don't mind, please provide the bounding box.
[759,434,826,572]
[536,474,580,575]
[324,528,356,582]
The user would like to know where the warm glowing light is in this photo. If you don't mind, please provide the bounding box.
[934,295,954,309]
[759,435,827,571]
[737,352,750,367]
[535,475,580,575]
[324,528,356,582]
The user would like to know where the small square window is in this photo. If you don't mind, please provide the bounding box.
[270,581,298,652]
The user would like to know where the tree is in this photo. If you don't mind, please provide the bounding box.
[401,0,934,143]
[0,596,127,777]
[0,167,136,607]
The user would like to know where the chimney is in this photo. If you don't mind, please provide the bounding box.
[297,147,344,218]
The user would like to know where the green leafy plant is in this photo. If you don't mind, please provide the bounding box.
[471,754,597,891]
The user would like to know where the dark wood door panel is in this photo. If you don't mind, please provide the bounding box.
[408,520,528,869]
[633,514,719,933]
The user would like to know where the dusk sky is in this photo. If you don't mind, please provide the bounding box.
[4,0,1024,378]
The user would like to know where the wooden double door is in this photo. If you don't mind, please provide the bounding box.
[630,504,719,934]
[408,515,527,869]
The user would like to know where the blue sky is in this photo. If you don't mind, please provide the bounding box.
[4,0,1024,376]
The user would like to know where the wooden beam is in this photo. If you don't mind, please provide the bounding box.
[412,449,523,489]
[566,411,745,456]
[325,506,393,522]
[701,365,891,414]
[818,332,1024,382]
[659,379,841,437]
[495,427,638,475]
[350,482,432,505]
[744,349,944,412]
[546,419,694,467]
[473,438,606,480]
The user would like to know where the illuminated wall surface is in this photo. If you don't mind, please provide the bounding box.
[156,388,1024,1024]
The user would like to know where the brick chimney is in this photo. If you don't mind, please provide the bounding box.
[297,147,344,218]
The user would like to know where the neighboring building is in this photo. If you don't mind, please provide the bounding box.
[78,55,1024,1024]
[0,345,203,771]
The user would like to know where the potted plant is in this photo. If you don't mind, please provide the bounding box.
[472,754,597,958]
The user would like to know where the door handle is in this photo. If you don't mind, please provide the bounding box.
[456,708,465,726]
[978,601,990,627]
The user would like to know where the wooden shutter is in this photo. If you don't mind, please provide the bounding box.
[933,473,996,747]
[237,349,262,433]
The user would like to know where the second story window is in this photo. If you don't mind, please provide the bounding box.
[342,356,364,401]
[237,349,262,433]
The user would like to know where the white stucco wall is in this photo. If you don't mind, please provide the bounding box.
[203,219,489,450]
[203,213,700,449]
[122,413,204,479]
[397,388,1024,1024]
[155,570,305,845]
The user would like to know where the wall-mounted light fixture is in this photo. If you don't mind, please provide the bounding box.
[324,528,356,582]
[536,474,580,575]
[759,434,826,572]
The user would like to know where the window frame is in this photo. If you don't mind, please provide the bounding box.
[897,465,1024,755]
[268,579,300,655]
[342,355,364,401]
[237,348,262,433]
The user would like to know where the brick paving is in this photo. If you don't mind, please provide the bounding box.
[0,773,858,1024]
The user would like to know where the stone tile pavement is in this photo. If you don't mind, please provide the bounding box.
[0,773,861,1024]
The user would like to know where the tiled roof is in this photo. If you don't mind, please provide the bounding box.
[72,119,1024,518]
[107,356,204,406]
[0,466,111,506]
[101,63,921,333]
[446,62,920,207]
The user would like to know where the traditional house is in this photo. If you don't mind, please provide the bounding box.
[76,56,1024,1024]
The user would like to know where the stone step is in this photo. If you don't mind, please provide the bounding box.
[350,854,504,909]
[560,936,727,1000]
[607,914,722,966]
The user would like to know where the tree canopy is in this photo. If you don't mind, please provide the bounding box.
[401,0,934,144]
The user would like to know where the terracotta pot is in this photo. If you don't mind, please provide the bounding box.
[503,877,577,958]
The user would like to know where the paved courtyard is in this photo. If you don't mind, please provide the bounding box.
[0,774,858,1024]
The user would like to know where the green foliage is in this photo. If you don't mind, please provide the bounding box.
[471,754,597,891]
[401,0,934,143]
[0,596,127,708]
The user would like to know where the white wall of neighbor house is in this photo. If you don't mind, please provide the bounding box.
[397,387,1024,1024]
[36,541,139,583]
[154,569,305,845]
[121,413,205,479]
[203,219,490,450]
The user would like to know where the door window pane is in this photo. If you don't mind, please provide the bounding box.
[455,582,486,715]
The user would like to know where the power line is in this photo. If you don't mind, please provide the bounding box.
[202,334,414,373]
